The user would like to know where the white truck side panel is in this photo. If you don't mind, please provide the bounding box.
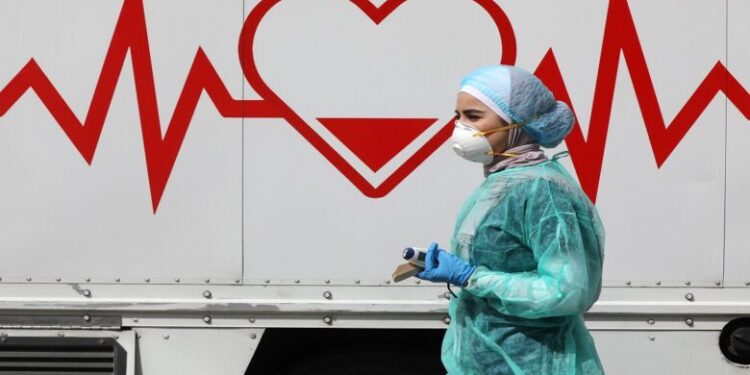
[0,0,244,284]
[0,1,748,374]
[593,331,746,375]
[0,1,737,286]
[242,0,729,286]
[135,328,261,374]
[243,0,494,282]
[593,0,726,287]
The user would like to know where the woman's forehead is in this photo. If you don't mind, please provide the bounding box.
[456,92,489,111]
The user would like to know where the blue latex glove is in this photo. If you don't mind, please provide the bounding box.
[416,242,475,287]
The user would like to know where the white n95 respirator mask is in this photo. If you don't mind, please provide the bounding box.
[451,120,521,165]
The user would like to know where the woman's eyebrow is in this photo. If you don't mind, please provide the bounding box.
[455,108,485,116]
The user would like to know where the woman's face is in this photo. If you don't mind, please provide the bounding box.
[455,91,511,155]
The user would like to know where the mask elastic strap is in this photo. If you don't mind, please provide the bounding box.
[473,123,522,137]
[485,151,520,157]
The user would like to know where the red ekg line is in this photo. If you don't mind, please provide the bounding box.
[535,0,750,202]
[0,0,281,212]
[1,0,749,211]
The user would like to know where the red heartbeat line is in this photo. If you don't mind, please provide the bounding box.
[0,0,281,212]
[1,0,749,212]
[535,0,750,202]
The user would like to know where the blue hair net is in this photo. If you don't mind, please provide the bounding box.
[460,65,574,148]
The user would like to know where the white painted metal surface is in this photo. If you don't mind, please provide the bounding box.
[242,0,488,283]
[0,0,244,285]
[0,0,748,374]
[588,0,726,287]
[593,331,748,374]
[0,1,741,286]
[135,328,261,375]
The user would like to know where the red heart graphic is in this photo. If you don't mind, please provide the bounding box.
[239,0,516,197]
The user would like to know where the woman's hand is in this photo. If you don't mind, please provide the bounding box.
[416,242,475,287]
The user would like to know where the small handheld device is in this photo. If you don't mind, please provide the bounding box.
[392,246,427,283]
[402,247,427,267]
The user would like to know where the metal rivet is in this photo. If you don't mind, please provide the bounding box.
[145,278,151,283]
[0,277,3,282]
[745,281,750,286]
[414,280,421,285]
[715,281,722,286]
[56,277,61,282]
[649,335,656,341]
[26,277,32,282]
[655,281,661,286]
[324,279,330,284]
[174,278,181,283]
[133,318,139,323]
[57,332,65,337]
[115,278,121,282]
[203,290,212,299]
[323,316,333,325]
[264,279,270,284]
[685,281,691,286]
[443,316,451,325]
[294,279,300,284]
[136,333,142,339]
[202,315,212,324]
[98,339,105,345]
[82,289,92,298]
[85,277,91,282]
[249,317,256,323]
[323,291,333,300]
[0,337,6,343]
[647,319,655,325]
[205,279,211,284]
[163,334,170,340]
[685,318,694,326]
[83,315,91,322]
[385,280,391,285]
[443,292,452,299]
[250,333,257,339]
[625,281,631,286]
[685,293,694,302]
[355,280,361,284]
[234,278,241,284]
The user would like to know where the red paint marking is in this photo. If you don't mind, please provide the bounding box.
[349,0,407,25]
[318,118,436,172]
[0,0,281,212]
[534,0,750,202]
[2,0,747,211]
[0,0,514,211]
[239,0,516,198]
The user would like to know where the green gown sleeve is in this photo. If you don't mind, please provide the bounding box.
[463,177,602,319]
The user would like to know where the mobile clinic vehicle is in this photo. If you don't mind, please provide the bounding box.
[1,0,749,374]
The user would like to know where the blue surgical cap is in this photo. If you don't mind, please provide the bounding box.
[459,65,574,148]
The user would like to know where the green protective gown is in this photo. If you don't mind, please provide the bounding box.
[442,159,605,375]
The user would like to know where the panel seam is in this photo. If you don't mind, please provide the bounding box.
[722,0,728,286]
[241,0,246,284]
